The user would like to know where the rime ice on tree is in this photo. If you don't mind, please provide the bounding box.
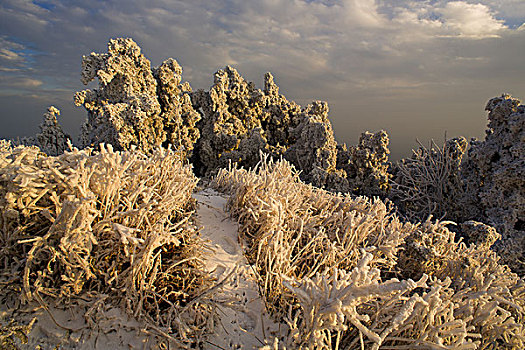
[22,106,71,156]
[75,38,200,157]
[464,94,525,273]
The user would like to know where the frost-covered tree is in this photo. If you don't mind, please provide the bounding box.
[22,106,71,156]
[75,38,200,157]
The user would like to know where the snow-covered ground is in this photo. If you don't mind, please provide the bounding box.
[195,188,282,349]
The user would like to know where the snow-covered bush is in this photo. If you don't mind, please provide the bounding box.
[192,66,346,191]
[337,130,391,197]
[214,155,525,349]
[194,65,393,196]
[390,136,473,222]
[391,94,524,274]
[72,38,391,195]
[0,143,213,347]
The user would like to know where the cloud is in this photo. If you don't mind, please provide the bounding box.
[475,0,525,27]
[0,48,23,61]
[0,36,31,67]
[0,76,43,93]
[438,1,506,38]
[0,0,523,158]
[12,77,43,88]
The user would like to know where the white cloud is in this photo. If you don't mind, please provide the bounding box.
[342,0,384,27]
[475,0,525,27]
[438,1,506,38]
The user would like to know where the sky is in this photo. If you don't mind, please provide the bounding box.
[1,0,524,160]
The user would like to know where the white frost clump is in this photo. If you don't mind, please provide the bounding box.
[0,139,12,152]
[0,143,214,348]
[36,106,71,156]
[338,130,391,197]
[392,95,523,274]
[283,252,428,350]
[391,136,473,222]
[74,38,392,195]
[284,100,347,192]
[192,67,302,174]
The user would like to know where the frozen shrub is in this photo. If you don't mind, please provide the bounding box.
[0,143,214,347]
[35,106,71,156]
[74,38,391,195]
[398,219,525,349]
[461,220,500,247]
[0,139,12,152]
[75,38,200,157]
[191,66,271,173]
[283,252,429,350]
[193,66,352,192]
[391,95,524,274]
[283,100,348,191]
[153,58,201,154]
[214,155,411,318]
[391,137,473,222]
[214,154,525,349]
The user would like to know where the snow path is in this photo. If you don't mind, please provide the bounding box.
[195,188,282,350]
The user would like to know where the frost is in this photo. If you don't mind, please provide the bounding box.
[284,100,346,191]
[73,39,390,194]
[3,38,525,349]
[193,66,346,188]
[36,106,72,156]
[391,94,523,269]
[153,58,201,155]
[194,66,390,194]
[283,253,428,349]
[192,66,300,174]
[392,94,525,274]
[391,137,472,221]
[461,220,500,248]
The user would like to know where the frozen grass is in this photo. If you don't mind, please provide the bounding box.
[214,155,525,349]
[214,154,411,315]
[0,143,213,348]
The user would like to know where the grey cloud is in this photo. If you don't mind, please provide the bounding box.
[1,77,43,88]
[0,0,523,159]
